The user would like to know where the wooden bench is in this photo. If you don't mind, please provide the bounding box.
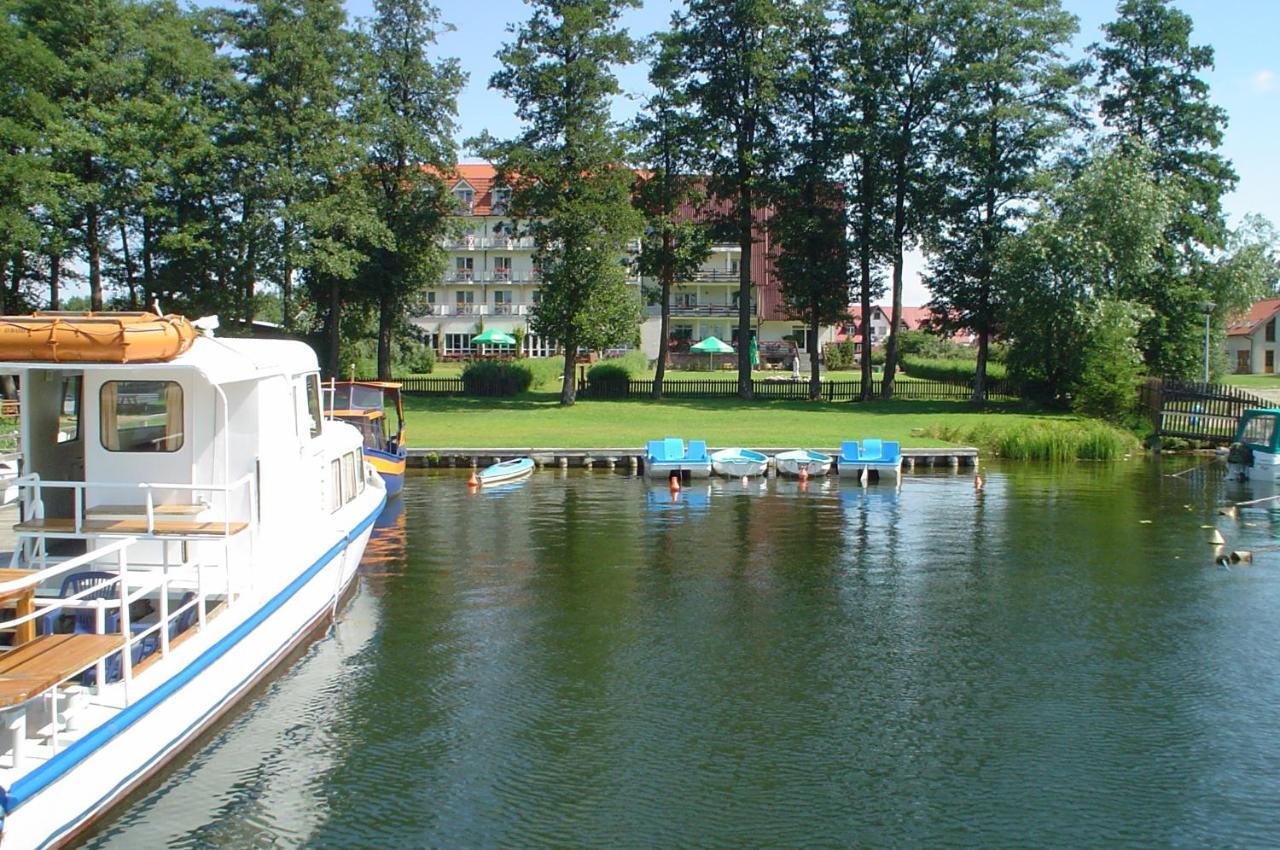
[14,517,248,537]
[0,634,122,708]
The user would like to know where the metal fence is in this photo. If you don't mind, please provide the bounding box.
[580,377,1020,402]
[1141,378,1270,443]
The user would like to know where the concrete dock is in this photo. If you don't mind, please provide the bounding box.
[407,446,979,473]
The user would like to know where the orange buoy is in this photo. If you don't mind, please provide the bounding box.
[974,472,984,491]
[0,312,197,363]
[467,470,479,488]
[798,467,809,482]
[669,473,681,493]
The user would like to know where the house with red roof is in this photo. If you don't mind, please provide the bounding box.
[843,305,976,350]
[1226,298,1280,373]
[412,162,840,363]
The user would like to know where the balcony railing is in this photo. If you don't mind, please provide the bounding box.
[685,269,740,282]
[492,304,529,316]
[647,303,757,318]
[445,236,536,250]
[444,271,540,284]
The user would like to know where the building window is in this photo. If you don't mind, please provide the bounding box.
[532,289,542,305]
[671,324,694,352]
[426,290,436,304]
[729,258,740,275]
[455,257,473,280]
[445,334,474,355]
[455,290,474,305]
[453,186,474,209]
[1267,318,1276,343]
[675,291,697,308]
[492,187,511,210]
[494,257,512,280]
[58,375,81,444]
[100,380,184,453]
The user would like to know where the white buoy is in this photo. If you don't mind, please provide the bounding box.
[1209,529,1226,545]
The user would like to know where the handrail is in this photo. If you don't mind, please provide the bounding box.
[0,537,136,597]
[14,472,256,537]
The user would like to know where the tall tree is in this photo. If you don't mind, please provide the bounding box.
[926,0,1083,401]
[873,0,953,399]
[233,0,361,332]
[632,36,710,400]
[475,0,644,405]
[667,0,787,398]
[353,0,464,379]
[773,0,850,400]
[1091,0,1239,377]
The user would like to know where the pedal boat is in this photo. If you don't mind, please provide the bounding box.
[0,313,385,849]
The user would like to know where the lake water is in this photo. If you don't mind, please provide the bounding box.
[84,460,1280,848]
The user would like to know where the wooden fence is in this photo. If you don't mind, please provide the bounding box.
[580,377,1019,402]
[384,376,465,394]
[1141,378,1271,443]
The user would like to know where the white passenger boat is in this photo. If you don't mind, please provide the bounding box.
[774,449,833,477]
[0,313,385,848]
[710,448,769,477]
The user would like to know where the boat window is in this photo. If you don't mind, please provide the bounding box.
[306,374,323,439]
[357,449,366,493]
[330,458,342,513]
[341,452,357,505]
[100,380,183,453]
[57,375,81,443]
[1242,414,1277,448]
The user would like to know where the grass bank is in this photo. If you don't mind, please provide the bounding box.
[403,393,1133,459]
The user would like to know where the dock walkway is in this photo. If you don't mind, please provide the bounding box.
[408,446,978,473]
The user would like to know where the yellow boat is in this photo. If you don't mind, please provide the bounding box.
[0,312,197,363]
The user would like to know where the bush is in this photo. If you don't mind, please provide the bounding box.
[586,363,630,396]
[461,360,533,396]
[1073,299,1146,423]
[901,355,1007,383]
[524,356,566,389]
[897,329,966,360]
[823,340,856,370]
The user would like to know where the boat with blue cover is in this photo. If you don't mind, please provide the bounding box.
[326,381,406,496]
[478,457,534,485]
[837,439,903,483]
[644,438,712,479]
[0,313,384,849]
[710,447,769,477]
[775,449,833,477]
[1228,408,1280,481]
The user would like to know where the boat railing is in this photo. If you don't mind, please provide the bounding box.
[0,535,210,756]
[13,472,257,540]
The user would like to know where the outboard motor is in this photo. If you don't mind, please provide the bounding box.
[1227,441,1253,481]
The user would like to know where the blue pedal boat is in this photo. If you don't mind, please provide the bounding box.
[837,439,903,483]
[644,437,712,479]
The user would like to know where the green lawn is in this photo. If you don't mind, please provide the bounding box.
[1223,373,1280,390]
[403,393,1075,449]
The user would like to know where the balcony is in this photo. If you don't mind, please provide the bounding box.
[647,303,757,318]
[683,269,740,283]
[445,271,539,284]
[492,304,530,316]
[445,236,536,250]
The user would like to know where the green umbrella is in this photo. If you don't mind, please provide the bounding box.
[690,335,734,369]
[749,336,759,368]
[471,328,517,346]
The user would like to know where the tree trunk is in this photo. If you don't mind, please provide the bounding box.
[326,276,341,377]
[377,289,395,381]
[86,202,103,311]
[141,215,155,310]
[560,335,577,406]
[653,233,672,400]
[118,218,138,309]
[809,310,821,400]
[973,328,989,402]
[48,253,60,310]
[882,156,908,400]
[737,183,753,399]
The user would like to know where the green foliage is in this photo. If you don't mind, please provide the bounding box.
[901,356,1006,383]
[585,363,630,394]
[896,329,965,360]
[923,418,1137,462]
[523,356,566,389]
[823,340,856,371]
[473,0,643,405]
[1073,299,1147,422]
[461,360,533,397]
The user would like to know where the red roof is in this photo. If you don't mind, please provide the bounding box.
[447,163,501,215]
[1227,298,1280,337]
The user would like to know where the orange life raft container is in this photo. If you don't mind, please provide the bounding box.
[0,312,198,363]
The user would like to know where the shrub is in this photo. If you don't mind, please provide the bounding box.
[897,329,966,359]
[524,355,566,389]
[823,340,856,370]
[901,355,1007,383]
[586,363,630,397]
[461,360,533,396]
[1072,299,1146,423]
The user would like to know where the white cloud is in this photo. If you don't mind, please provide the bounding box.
[1253,69,1276,93]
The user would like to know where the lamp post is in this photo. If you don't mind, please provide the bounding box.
[1201,301,1216,384]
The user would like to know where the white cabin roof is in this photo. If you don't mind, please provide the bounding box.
[0,336,319,384]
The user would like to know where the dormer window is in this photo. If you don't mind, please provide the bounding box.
[492,186,511,210]
[453,185,474,213]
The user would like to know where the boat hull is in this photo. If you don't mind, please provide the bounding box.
[478,458,534,485]
[644,461,712,479]
[366,447,406,496]
[775,451,832,477]
[710,449,769,478]
[0,496,383,850]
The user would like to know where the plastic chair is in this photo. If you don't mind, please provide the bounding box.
[41,571,120,636]
[646,439,665,461]
[882,441,901,464]
[839,440,860,463]
[687,440,709,462]
[860,439,883,461]
[664,437,684,461]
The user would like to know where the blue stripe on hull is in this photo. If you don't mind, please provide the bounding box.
[10,493,384,848]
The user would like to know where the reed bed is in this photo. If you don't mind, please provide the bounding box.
[924,417,1137,461]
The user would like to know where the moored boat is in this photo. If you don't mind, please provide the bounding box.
[1228,408,1280,481]
[644,438,712,479]
[478,457,534,485]
[775,449,833,477]
[326,381,407,496]
[710,447,769,477]
[0,313,384,849]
